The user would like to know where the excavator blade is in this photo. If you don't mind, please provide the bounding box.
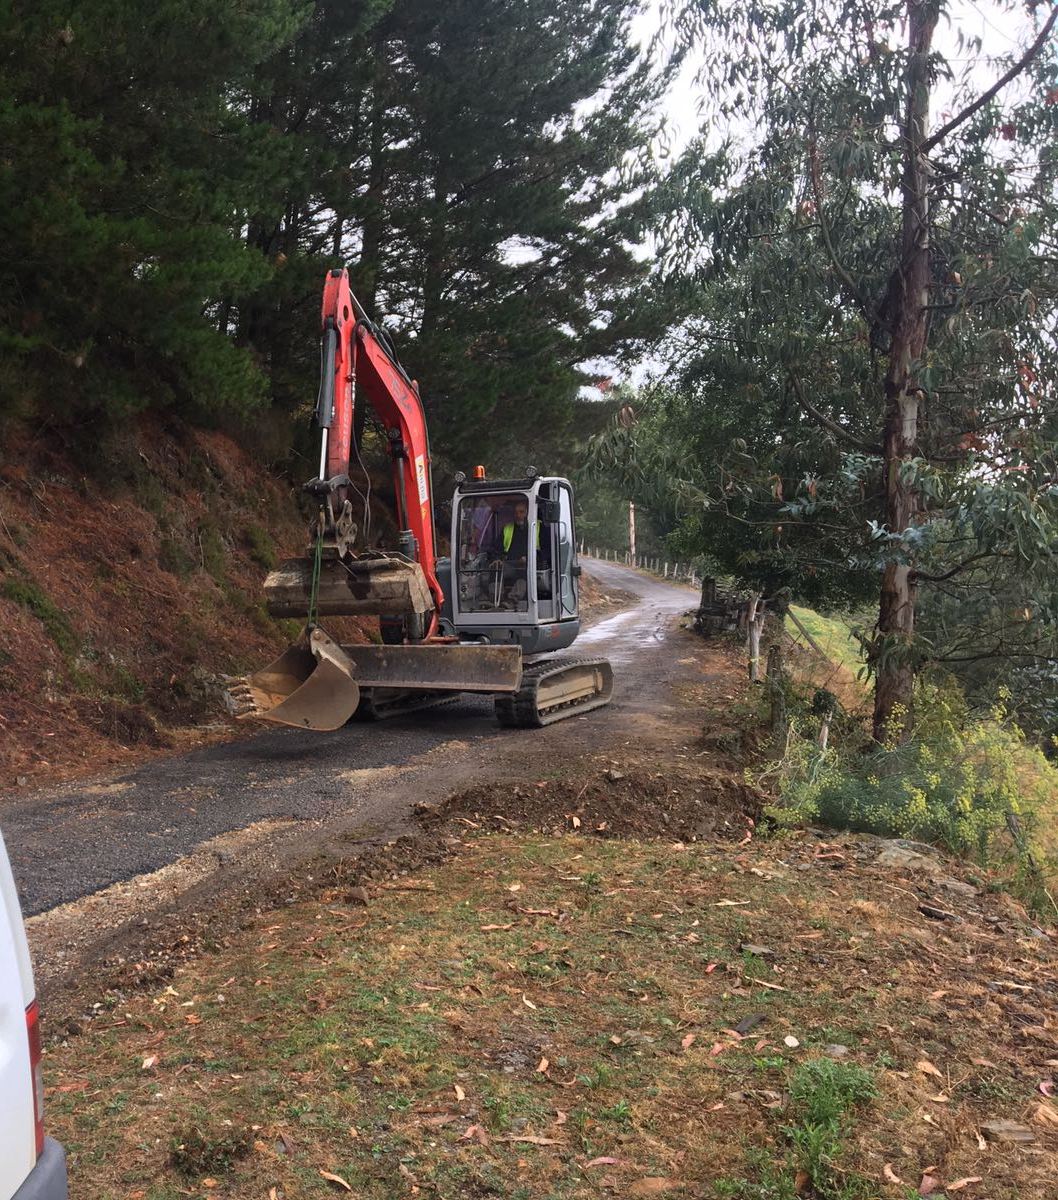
[228,626,361,731]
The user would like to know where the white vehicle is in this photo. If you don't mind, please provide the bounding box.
[0,831,67,1200]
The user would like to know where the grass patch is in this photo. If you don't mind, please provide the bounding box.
[46,832,1058,1199]
[787,606,864,674]
[2,573,79,657]
[243,523,278,570]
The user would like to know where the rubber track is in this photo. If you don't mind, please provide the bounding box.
[494,656,614,728]
[355,689,460,721]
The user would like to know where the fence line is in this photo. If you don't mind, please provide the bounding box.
[578,543,700,588]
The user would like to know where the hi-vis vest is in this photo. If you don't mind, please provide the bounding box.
[502,521,541,552]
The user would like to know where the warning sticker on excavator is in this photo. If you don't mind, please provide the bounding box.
[415,454,429,506]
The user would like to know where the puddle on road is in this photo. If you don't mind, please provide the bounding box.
[578,602,685,667]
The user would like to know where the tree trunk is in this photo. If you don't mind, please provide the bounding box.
[353,56,387,453]
[872,1,937,742]
[746,593,765,682]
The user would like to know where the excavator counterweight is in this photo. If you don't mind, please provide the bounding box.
[262,556,433,620]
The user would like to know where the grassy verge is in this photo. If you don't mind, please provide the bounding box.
[48,828,1057,1199]
[786,606,864,676]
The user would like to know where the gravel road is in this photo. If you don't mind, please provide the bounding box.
[2,560,695,920]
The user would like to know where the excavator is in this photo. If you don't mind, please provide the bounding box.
[230,267,613,731]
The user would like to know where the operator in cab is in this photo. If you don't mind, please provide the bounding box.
[490,497,535,606]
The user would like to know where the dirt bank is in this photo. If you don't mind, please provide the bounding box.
[0,419,379,788]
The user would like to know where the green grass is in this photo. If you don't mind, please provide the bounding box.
[2,573,80,657]
[45,832,1056,1200]
[787,605,864,673]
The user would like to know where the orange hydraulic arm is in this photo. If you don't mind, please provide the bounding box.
[314,268,444,622]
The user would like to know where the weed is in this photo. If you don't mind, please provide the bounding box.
[740,949,771,980]
[198,520,227,581]
[576,1062,616,1090]
[598,1098,632,1124]
[244,523,278,570]
[752,1055,787,1073]
[169,1124,252,1177]
[2,574,79,657]
[134,469,167,517]
[954,1072,1021,1104]
[104,661,145,704]
[159,531,194,578]
[715,1148,798,1199]
[783,1059,876,1198]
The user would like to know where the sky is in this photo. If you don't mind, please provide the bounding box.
[633,0,1034,158]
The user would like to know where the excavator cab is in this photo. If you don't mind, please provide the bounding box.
[441,472,581,655]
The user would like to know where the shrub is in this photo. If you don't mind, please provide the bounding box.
[761,680,1058,864]
[2,574,79,658]
[243,523,277,570]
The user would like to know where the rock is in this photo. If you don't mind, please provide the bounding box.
[733,1013,766,1036]
[739,942,775,958]
[980,1119,1035,1144]
[876,842,944,877]
[346,886,371,906]
[620,1030,656,1046]
[16,776,28,787]
[938,876,978,898]
[918,903,959,922]
[605,768,626,782]
[823,1044,849,1058]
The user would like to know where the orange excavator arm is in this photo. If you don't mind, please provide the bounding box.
[315,268,445,620]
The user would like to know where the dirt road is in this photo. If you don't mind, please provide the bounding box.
[2,561,700,990]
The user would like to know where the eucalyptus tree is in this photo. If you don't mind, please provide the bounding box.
[647,0,1058,738]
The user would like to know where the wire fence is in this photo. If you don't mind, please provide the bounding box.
[579,545,701,588]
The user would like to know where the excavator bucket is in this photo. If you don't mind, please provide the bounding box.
[228,626,361,731]
[263,556,434,620]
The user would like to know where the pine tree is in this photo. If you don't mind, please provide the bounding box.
[237,0,666,473]
[0,0,308,425]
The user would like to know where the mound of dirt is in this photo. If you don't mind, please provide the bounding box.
[419,766,760,843]
[578,569,637,621]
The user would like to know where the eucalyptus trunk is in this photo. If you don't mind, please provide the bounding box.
[872,1,938,741]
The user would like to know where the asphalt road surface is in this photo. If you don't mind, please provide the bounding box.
[1,560,694,918]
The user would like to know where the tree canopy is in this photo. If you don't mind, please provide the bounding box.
[0,0,665,475]
[595,0,1058,736]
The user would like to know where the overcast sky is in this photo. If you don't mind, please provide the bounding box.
[632,0,1035,157]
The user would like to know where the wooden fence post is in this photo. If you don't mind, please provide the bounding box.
[766,643,785,733]
[746,593,765,682]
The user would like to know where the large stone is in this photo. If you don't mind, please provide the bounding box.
[980,1119,1036,1144]
[876,841,945,878]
